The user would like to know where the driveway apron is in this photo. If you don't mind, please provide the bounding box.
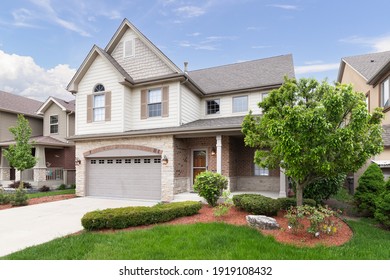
[0,197,157,257]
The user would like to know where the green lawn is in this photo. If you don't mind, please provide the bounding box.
[2,218,389,260]
[27,189,75,199]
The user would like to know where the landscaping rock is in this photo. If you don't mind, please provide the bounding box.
[246,215,280,230]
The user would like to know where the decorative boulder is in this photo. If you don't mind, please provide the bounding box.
[246,215,280,230]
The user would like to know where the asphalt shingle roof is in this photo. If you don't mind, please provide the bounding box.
[188,54,295,94]
[0,91,43,118]
[51,97,75,112]
[342,51,390,82]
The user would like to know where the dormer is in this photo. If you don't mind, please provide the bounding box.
[36,97,75,140]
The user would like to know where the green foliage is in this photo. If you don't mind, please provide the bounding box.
[193,171,228,206]
[57,184,67,190]
[3,115,37,173]
[10,187,28,206]
[374,191,390,229]
[385,178,390,191]
[38,186,51,192]
[81,201,202,231]
[285,205,341,237]
[277,197,316,210]
[70,184,76,189]
[0,189,11,205]
[292,174,346,204]
[213,190,233,217]
[242,77,384,205]
[233,194,280,216]
[331,186,353,203]
[354,164,385,216]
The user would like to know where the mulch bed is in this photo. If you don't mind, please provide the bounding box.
[0,194,77,210]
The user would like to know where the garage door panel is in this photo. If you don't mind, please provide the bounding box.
[87,157,161,200]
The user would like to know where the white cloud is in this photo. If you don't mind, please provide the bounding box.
[0,50,76,101]
[174,6,206,18]
[295,63,339,75]
[187,32,201,37]
[268,4,299,10]
[340,35,390,52]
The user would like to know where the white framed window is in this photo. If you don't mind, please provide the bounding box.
[124,40,134,57]
[206,99,220,115]
[262,92,269,101]
[148,88,162,117]
[50,115,58,134]
[254,164,269,176]
[93,94,105,122]
[232,96,248,113]
[381,78,390,107]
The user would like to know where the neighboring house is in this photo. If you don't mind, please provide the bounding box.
[338,50,390,187]
[67,19,295,201]
[0,91,76,187]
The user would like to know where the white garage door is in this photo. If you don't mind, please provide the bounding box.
[87,157,161,200]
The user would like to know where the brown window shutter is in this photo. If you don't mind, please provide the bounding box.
[87,95,93,123]
[162,86,169,117]
[105,92,111,121]
[141,89,147,119]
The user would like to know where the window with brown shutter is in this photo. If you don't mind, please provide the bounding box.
[87,83,111,123]
[87,95,93,123]
[162,86,169,117]
[105,92,111,121]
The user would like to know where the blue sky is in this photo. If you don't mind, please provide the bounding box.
[1,0,390,101]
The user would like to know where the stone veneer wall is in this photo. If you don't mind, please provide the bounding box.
[75,135,175,201]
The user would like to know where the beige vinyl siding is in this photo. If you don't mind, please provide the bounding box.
[111,29,174,80]
[201,91,264,119]
[130,81,180,130]
[181,84,201,124]
[76,55,124,135]
[68,114,75,137]
[0,112,42,141]
[43,104,67,141]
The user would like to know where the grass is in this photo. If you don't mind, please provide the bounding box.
[2,218,389,260]
[27,189,75,199]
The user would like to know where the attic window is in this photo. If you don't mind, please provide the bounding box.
[124,40,134,57]
[94,84,105,92]
[50,115,59,134]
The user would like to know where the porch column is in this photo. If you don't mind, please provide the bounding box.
[33,146,46,183]
[216,135,222,174]
[279,167,287,197]
[0,147,11,181]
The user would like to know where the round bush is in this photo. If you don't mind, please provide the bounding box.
[354,163,385,216]
[374,191,390,229]
[277,197,316,209]
[193,171,228,206]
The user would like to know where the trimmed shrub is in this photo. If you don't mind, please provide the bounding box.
[8,181,32,189]
[70,184,76,189]
[193,171,228,206]
[233,194,280,216]
[385,178,390,191]
[277,197,316,210]
[57,184,67,190]
[374,191,390,229]
[38,186,51,192]
[0,189,11,205]
[292,174,346,204]
[81,201,202,231]
[354,163,385,216]
[10,187,28,206]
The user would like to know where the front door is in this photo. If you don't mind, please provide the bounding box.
[192,150,207,187]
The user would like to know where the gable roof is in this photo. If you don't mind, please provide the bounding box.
[36,96,75,115]
[105,19,182,74]
[0,90,43,118]
[188,54,295,94]
[338,51,390,85]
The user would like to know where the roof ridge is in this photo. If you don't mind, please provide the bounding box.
[188,54,292,73]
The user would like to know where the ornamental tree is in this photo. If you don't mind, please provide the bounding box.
[3,114,37,189]
[242,77,384,206]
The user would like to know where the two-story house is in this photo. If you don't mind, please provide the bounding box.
[67,19,295,201]
[0,91,76,187]
[338,50,390,186]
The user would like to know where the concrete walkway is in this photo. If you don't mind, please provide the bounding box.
[0,197,157,257]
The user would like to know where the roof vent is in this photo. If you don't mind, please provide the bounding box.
[370,59,375,63]
[184,62,188,73]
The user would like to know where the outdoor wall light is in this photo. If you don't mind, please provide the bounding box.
[211,147,216,156]
[75,157,81,165]
[162,155,169,165]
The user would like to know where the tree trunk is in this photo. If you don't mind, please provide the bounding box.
[296,183,303,206]
[19,170,24,189]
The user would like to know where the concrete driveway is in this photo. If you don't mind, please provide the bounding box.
[0,197,157,257]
